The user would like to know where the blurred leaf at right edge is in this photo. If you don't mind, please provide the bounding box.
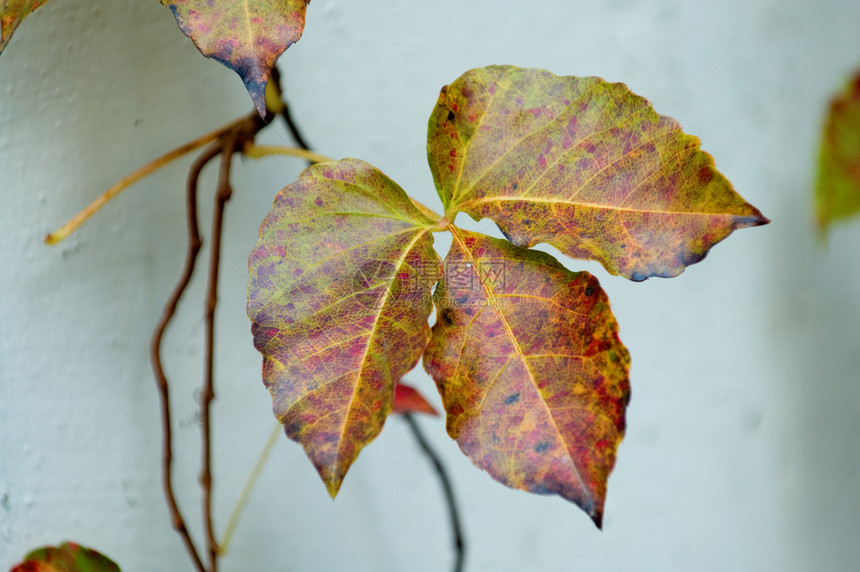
[11,542,121,572]
[817,70,860,231]
[0,0,50,54]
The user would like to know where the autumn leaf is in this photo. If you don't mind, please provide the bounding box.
[423,229,630,526]
[0,0,49,55]
[393,381,438,416]
[247,158,442,496]
[427,65,769,281]
[11,542,121,572]
[816,70,860,230]
[161,0,309,116]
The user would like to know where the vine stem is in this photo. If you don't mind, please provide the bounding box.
[44,114,253,245]
[201,129,243,572]
[150,142,223,572]
[280,96,313,153]
[403,413,466,572]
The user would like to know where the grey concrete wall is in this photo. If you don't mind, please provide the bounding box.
[2,1,859,570]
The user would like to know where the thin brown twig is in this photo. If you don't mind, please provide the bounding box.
[150,142,223,572]
[201,128,243,572]
[281,99,313,155]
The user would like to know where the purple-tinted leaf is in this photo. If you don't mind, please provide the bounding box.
[423,229,630,526]
[248,158,442,496]
[427,66,768,281]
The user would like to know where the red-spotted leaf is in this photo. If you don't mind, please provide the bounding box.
[423,229,630,526]
[161,0,309,116]
[248,158,442,496]
[817,70,860,230]
[393,382,438,416]
[11,542,121,572]
[427,65,769,281]
[0,0,49,54]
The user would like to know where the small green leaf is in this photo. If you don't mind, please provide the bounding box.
[0,0,49,55]
[160,0,309,116]
[427,65,768,281]
[11,542,121,572]
[248,158,442,496]
[816,70,860,230]
[423,229,630,527]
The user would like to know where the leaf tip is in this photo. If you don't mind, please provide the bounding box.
[325,477,343,499]
[245,80,269,119]
[748,207,771,227]
[591,509,604,530]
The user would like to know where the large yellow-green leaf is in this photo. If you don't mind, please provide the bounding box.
[423,229,630,526]
[0,0,49,54]
[428,66,769,281]
[816,70,860,230]
[248,158,442,496]
[161,0,309,116]
[11,542,121,572]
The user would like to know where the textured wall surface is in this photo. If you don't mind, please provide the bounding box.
[2,1,860,570]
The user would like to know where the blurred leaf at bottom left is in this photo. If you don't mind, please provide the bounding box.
[11,542,121,572]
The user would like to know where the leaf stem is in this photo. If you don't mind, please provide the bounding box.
[408,197,444,224]
[271,68,314,154]
[403,413,466,572]
[44,114,253,245]
[150,142,223,572]
[242,143,333,164]
[219,423,283,556]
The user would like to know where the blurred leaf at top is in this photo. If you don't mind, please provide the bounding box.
[160,0,309,116]
[0,0,49,54]
[11,542,121,572]
[816,70,860,231]
[427,65,769,281]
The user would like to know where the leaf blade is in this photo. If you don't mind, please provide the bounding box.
[423,229,630,525]
[11,542,121,572]
[428,65,769,281]
[0,0,49,55]
[160,0,309,115]
[248,158,441,496]
[816,70,860,230]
